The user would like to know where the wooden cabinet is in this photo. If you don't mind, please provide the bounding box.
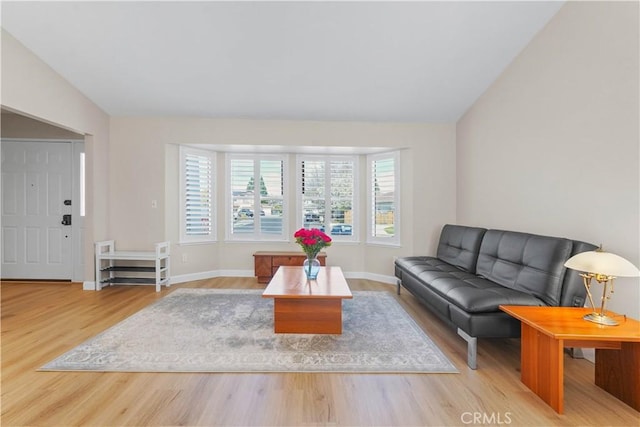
[253,251,327,284]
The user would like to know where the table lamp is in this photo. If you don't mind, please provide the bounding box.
[564,246,640,326]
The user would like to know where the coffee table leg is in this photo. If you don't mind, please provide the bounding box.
[595,342,640,411]
[520,323,564,413]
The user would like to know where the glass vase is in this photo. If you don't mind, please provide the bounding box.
[302,256,321,280]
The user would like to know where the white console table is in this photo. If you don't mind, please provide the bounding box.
[95,240,170,292]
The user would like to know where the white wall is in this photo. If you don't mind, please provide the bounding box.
[457,2,639,318]
[8,1,635,299]
[110,118,457,281]
[1,30,111,283]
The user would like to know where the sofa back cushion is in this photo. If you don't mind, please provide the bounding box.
[475,229,572,306]
[436,224,487,274]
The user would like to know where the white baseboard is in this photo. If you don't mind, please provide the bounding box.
[85,270,397,289]
[343,271,397,285]
[363,272,397,285]
[582,348,595,363]
[169,270,397,286]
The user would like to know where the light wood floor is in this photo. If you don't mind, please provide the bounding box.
[2,278,638,426]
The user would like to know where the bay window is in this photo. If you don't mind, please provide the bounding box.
[180,146,216,243]
[367,151,400,245]
[298,155,357,241]
[227,154,287,241]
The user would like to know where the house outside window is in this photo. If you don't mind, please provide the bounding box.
[367,151,400,246]
[180,146,216,243]
[297,155,358,241]
[227,154,287,241]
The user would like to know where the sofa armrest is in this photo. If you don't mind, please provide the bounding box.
[559,240,598,307]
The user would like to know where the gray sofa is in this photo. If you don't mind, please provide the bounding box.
[394,224,596,369]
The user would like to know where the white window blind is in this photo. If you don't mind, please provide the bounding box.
[180,147,215,243]
[368,151,399,245]
[259,159,285,235]
[227,154,287,240]
[299,156,357,240]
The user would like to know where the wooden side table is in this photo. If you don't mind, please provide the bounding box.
[500,305,640,414]
[253,251,327,284]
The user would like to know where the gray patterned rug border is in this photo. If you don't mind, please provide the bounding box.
[40,288,458,374]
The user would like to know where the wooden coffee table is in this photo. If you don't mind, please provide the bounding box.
[262,266,352,334]
[500,305,640,414]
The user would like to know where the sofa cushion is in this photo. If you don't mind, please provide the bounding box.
[423,273,544,312]
[396,255,545,313]
[436,224,487,273]
[395,256,475,280]
[475,230,572,307]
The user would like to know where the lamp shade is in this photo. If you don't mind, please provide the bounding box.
[564,250,640,277]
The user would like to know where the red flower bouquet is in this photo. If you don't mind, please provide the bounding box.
[294,227,332,259]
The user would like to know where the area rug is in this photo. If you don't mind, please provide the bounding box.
[40,288,458,373]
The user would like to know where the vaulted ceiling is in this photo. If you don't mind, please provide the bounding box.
[1,1,563,122]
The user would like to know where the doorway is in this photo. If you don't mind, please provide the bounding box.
[1,139,85,280]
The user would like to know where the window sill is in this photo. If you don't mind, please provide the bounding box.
[224,238,290,244]
[365,241,401,248]
[178,240,217,246]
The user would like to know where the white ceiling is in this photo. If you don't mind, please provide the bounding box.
[1,1,564,123]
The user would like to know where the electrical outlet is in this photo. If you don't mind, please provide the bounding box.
[151,200,158,208]
[182,253,188,263]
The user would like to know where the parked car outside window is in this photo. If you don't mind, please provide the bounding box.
[331,224,352,236]
[235,208,254,218]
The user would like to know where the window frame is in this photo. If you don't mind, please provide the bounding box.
[179,146,216,244]
[225,153,289,242]
[296,154,359,243]
[366,150,400,246]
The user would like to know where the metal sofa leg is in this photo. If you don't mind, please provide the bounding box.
[397,280,401,295]
[457,328,477,369]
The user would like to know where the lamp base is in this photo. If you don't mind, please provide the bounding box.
[583,312,619,326]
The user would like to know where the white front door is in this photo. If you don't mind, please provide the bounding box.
[1,140,73,279]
